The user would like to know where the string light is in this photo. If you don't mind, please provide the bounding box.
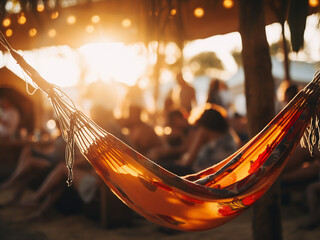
[194,7,204,18]
[2,18,11,27]
[91,15,100,24]
[122,18,131,28]
[309,0,319,7]
[51,11,59,19]
[223,0,234,8]
[170,9,177,16]
[37,3,45,12]
[17,13,27,25]
[29,28,37,37]
[67,15,76,25]
[5,29,13,37]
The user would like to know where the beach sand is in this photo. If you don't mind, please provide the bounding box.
[0,187,319,240]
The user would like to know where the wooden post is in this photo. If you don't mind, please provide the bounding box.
[239,1,283,240]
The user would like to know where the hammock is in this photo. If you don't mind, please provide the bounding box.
[1,34,320,231]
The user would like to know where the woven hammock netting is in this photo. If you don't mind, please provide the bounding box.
[1,33,320,231]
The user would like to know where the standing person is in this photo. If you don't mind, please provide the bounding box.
[121,83,147,119]
[207,78,232,114]
[149,109,195,163]
[207,79,223,106]
[0,93,20,140]
[171,72,197,115]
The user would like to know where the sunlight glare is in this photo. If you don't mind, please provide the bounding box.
[5,46,80,88]
[79,43,147,86]
[184,32,241,74]
[265,23,282,45]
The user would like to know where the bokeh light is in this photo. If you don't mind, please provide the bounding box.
[122,18,131,28]
[51,11,59,19]
[154,125,164,136]
[194,7,204,18]
[309,0,319,7]
[29,28,37,37]
[46,119,57,130]
[5,28,13,37]
[37,3,45,12]
[2,18,11,27]
[223,0,234,9]
[17,13,27,25]
[48,29,57,38]
[170,9,177,16]
[163,126,172,135]
[67,15,76,25]
[86,25,95,33]
[91,15,100,24]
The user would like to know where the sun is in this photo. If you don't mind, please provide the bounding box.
[78,42,148,86]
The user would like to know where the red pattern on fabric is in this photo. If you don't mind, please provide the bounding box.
[218,205,239,217]
[242,189,265,206]
[249,145,273,174]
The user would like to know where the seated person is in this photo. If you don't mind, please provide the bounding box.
[229,112,249,146]
[0,132,65,205]
[18,104,128,220]
[281,146,320,186]
[149,109,195,164]
[20,151,97,220]
[121,105,162,157]
[177,104,239,173]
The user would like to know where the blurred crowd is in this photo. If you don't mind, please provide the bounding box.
[0,72,319,230]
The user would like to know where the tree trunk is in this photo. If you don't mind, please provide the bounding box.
[239,1,283,240]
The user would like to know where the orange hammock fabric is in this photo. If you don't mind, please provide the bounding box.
[1,35,320,232]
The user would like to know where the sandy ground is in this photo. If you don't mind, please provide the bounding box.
[0,187,319,240]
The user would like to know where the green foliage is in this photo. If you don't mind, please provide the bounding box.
[269,39,291,56]
[188,51,224,76]
[231,50,242,67]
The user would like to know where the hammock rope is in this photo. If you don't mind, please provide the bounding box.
[1,33,320,231]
